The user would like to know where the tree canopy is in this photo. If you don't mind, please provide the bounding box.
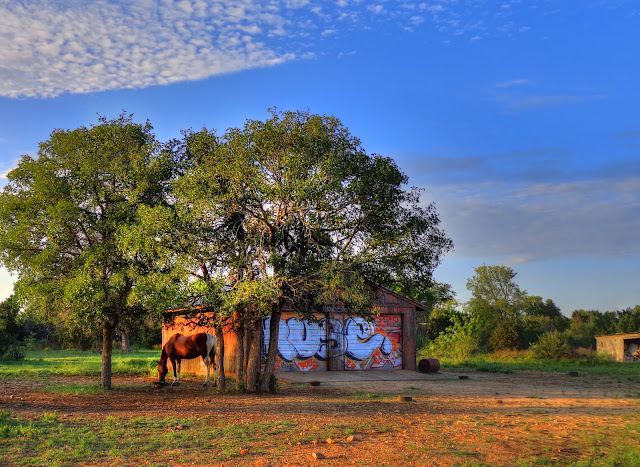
[0,109,453,391]
[132,109,453,391]
[0,113,177,388]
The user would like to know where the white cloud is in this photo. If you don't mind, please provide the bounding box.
[1,0,617,98]
[495,79,532,88]
[0,0,296,98]
[367,5,386,15]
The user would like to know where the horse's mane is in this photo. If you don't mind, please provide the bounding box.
[159,345,169,365]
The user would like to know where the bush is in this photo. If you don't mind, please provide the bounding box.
[530,330,571,360]
[423,315,479,360]
[489,321,519,351]
[0,344,25,362]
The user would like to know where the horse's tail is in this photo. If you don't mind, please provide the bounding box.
[206,333,217,366]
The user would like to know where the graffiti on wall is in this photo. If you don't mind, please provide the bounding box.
[344,315,402,370]
[263,314,402,371]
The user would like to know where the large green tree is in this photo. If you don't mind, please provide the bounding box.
[466,265,527,348]
[466,265,525,319]
[0,295,20,356]
[617,306,640,333]
[149,109,453,392]
[0,114,177,388]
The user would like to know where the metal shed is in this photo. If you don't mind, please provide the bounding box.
[161,287,426,376]
[595,332,640,362]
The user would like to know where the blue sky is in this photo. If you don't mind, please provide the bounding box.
[1,0,639,315]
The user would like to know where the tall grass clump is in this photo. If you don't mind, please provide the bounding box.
[530,330,571,360]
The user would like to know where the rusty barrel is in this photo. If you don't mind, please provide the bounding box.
[418,358,440,373]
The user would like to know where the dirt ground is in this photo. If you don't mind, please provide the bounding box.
[2,370,640,466]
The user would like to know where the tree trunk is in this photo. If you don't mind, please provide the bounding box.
[215,325,225,392]
[121,331,131,353]
[245,319,262,392]
[236,321,245,392]
[259,307,281,393]
[244,321,251,385]
[101,322,114,389]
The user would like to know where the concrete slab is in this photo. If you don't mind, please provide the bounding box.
[275,369,457,384]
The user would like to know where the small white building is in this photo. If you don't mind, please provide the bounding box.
[595,332,640,362]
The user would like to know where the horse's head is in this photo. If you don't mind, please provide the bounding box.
[157,359,168,382]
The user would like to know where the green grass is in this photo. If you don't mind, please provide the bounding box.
[0,349,158,378]
[0,410,317,465]
[350,391,385,400]
[429,353,640,377]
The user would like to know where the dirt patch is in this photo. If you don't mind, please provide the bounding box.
[1,371,639,465]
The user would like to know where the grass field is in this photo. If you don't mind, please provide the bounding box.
[0,349,158,378]
[2,350,640,466]
[420,349,640,377]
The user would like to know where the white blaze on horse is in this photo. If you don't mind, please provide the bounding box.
[158,333,217,386]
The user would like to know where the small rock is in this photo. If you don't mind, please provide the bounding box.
[326,437,336,444]
[495,399,503,404]
[175,424,187,430]
[346,435,355,443]
[239,449,248,456]
[312,452,325,460]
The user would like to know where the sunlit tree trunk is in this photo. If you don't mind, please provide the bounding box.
[121,331,131,353]
[245,320,262,392]
[235,320,245,392]
[259,307,281,393]
[215,325,225,391]
[101,322,114,389]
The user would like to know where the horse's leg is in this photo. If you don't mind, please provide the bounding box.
[214,354,219,387]
[203,353,216,387]
[171,358,179,386]
[203,357,211,386]
[176,359,182,384]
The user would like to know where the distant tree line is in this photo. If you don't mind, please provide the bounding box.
[0,294,161,357]
[418,265,640,360]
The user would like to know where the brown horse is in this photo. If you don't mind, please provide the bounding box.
[158,333,217,386]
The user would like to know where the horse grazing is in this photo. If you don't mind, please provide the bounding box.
[158,333,217,386]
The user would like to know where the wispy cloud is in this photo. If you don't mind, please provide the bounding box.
[0,1,627,98]
[495,94,608,112]
[490,79,607,112]
[617,129,640,139]
[410,147,640,187]
[0,1,300,98]
[431,176,640,263]
[415,146,640,264]
[494,79,533,88]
